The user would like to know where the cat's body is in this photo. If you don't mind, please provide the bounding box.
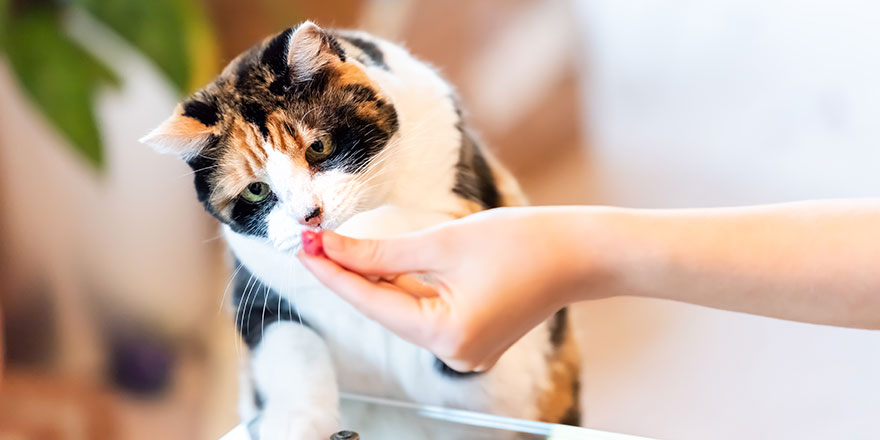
[143,22,579,439]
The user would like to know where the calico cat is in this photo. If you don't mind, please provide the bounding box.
[142,21,579,439]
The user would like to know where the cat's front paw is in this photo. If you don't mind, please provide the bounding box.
[259,407,338,440]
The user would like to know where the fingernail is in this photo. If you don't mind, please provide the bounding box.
[301,230,325,257]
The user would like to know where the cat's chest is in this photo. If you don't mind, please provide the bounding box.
[290,279,430,395]
[265,262,471,406]
[223,217,482,406]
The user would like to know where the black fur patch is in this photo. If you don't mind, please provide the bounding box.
[560,396,581,426]
[240,101,270,138]
[337,35,388,70]
[434,357,483,378]
[229,192,277,238]
[232,263,308,349]
[560,378,581,426]
[322,33,347,63]
[452,124,501,209]
[267,76,290,96]
[319,108,398,173]
[185,135,223,221]
[289,66,334,100]
[182,99,220,127]
[261,27,294,76]
[254,388,265,410]
[186,154,215,204]
[548,307,569,347]
[343,83,379,104]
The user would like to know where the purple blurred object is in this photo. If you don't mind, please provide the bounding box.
[109,332,174,396]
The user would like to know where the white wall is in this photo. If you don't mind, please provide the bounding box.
[571,1,880,439]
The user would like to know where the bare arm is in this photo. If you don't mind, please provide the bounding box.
[299,199,880,371]
[573,199,880,329]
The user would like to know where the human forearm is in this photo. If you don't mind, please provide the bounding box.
[573,200,880,329]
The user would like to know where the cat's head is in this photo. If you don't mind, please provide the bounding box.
[142,22,399,250]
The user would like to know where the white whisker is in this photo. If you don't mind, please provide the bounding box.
[219,262,245,313]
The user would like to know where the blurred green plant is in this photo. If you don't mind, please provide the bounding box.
[0,0,218,169]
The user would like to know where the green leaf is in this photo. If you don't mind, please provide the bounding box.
[0,1,218,170]
[0,0,8,47]
[75,0,218,94]
[4,8,116,168]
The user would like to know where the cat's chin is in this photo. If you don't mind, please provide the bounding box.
[271,235,302,254]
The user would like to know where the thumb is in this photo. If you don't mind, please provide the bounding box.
[320,230,439,275]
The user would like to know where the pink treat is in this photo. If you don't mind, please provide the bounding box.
[301,230,325,257]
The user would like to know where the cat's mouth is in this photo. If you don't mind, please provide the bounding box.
[272,224,330,254]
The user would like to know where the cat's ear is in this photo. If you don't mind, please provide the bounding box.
[140,104,215,160]
[287,20,346,81]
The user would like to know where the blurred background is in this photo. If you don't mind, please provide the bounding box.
[1,0,878,439]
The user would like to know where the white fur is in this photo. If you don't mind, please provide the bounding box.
[288,21,330,83]
[253,323,339,440]
[225,32,559,438]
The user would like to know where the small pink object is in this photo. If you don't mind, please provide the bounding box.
[301,230,325,257]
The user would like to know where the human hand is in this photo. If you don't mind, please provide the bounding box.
[298,207,608,372]
[300,199,880,371]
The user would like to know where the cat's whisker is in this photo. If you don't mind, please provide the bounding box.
[234,271,257,356]
[175,163,224,180]
[286,247,305,327]
[283,250,293,325]
[219,262,245,313]
[202,231,226,244]
[261,282,270,341]
[239,271,262,355]
[244,272,264,339]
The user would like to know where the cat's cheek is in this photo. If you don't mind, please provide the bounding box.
[265,207,305,251]
[310,169,386,229]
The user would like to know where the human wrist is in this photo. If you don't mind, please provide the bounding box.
[534,206,625,305]
[548,206,673,305]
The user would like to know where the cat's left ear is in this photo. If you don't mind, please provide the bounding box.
[140,104,216,160]
[286,20,348,82]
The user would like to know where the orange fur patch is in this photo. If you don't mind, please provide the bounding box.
[536,326,581,424]
[167,107,215,138]
[266,111,302,156]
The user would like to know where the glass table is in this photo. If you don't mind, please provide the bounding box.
[221,393,657,440]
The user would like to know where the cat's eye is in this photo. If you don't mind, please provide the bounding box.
[305,135,334,163]
[240,182,271,203]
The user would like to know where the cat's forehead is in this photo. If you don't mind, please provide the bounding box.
[183,30,388,141]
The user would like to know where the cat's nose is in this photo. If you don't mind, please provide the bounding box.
[299,206,323,227]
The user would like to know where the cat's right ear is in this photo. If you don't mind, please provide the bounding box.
[140,104,216,160]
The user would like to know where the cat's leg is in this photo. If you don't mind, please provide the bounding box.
[251,321,339,440]
[232,264,339,439]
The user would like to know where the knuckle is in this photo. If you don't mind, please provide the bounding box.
[421,318,450,351]
[453,359,480,373]
[438,328,471,360]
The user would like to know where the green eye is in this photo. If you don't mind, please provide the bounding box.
[305,135,334,163]
[241,182,271,203]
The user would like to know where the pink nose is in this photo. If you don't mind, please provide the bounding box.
[299,207,322,227]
